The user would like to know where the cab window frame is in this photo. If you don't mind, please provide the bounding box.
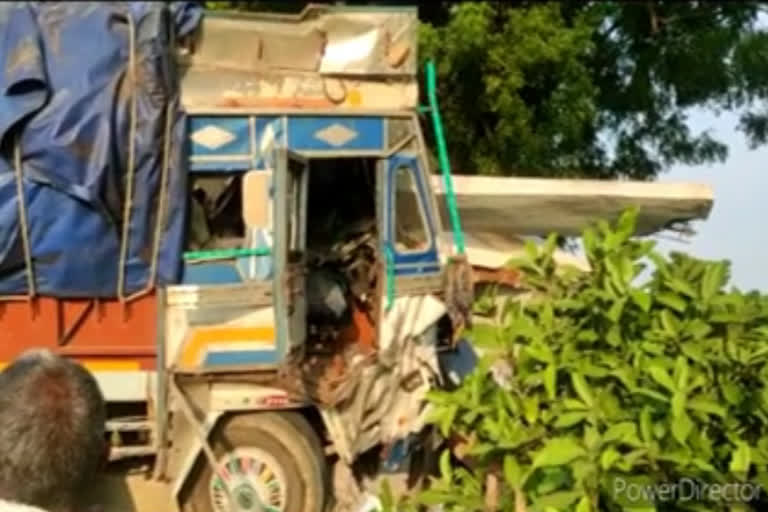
[391,163,433,255]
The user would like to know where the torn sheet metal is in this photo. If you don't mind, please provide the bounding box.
[319,295,447,464]
[182,71,418,110]
[437,175,714,237]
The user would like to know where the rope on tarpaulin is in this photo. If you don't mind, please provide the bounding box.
[13,134,36,300]
[116,11,138,304]
[125,10,177,303]
[116,9,179,304]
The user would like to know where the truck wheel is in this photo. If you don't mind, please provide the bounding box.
[180,411,326,512]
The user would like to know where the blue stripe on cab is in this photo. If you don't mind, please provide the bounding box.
[288,117,384,151]
[394,265,441,276]
[203,350,279,366]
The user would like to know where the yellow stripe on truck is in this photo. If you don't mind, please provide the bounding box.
[180,326,276,368]
[0,360,141,372]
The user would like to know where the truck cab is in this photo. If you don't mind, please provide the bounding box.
[161,5,471,511]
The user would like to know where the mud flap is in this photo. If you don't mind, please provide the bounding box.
[437,337,479,389]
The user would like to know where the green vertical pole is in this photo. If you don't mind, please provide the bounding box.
[385,244,395,310]
[425,59,465,255]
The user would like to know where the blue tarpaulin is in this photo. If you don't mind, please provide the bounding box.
[0,2,202,297]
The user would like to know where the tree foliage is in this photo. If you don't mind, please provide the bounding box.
[203,2,768,179]
[383,209,768,511]
[420,2,768,179]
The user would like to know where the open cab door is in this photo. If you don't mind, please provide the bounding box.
[273,148,308,359]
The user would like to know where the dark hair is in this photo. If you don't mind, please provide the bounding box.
[0,349,106,511]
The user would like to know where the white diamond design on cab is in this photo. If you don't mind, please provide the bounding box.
[314,123,358,147]
[191,125,236,150]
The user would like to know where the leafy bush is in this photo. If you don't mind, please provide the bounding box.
[386,208,768,511]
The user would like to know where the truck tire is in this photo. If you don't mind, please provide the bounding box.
[180,411,326,512]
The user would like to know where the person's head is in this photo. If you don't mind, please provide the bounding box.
[0,349,107,512]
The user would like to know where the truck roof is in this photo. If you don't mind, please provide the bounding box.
[180,4,419,112]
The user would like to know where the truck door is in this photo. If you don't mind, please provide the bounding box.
[384,155,440,276]
[273,148,308,357]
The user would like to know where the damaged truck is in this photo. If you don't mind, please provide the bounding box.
[0,3,715,512]
[0,3,476,512]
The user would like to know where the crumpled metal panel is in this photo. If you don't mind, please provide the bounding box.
[179,5,419,110]
[319,294,447,464]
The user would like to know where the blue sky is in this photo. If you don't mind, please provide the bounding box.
[654,109,768,291]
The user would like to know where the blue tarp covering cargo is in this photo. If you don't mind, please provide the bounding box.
[0,2,202,297]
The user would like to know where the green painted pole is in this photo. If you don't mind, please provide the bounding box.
[183,247,271,262]
[425,59,465,255]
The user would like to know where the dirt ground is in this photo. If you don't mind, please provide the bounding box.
[90,473,177,512]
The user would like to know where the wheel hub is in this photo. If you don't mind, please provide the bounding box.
[209,448,287,512]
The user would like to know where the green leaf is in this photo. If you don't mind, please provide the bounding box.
[640,407,653,443]
[571,373,595,407]
[730,441,751,475]
[630,289,652,312]
[659,310,681,335]
[553,411,588,428]
[584,426,601,451]
[648,366,676,393]
[526,344,554,364]
[674,356,689,390]
[438,449,452,483]
[657,292,687,313]
[671,411,694,444]
[577,329,599,343]
[544,363,557,400]
[721,380,744,405]
[503,455,523,488]
[532,438,587,468]
[532,491,582,509]
[575,496,591,512]
[680,342,706,364]
[607,298,625,322]
[523,395,540,424]
[667,276,698,298]
[603,422,640,445]
[671,391,687,418]
[534,466,571,495]
[701,262,726,302]
[683,319,712,340]
[606,325,623,347]
[582,227,597,256]
[687,397,726,418]
[601,447,622,470]
[632,387,670,403]
[524,239,539,262]
[616,207,638,240]
[564,399,588,410]
[438,403,459,437]
[615,449,648,472]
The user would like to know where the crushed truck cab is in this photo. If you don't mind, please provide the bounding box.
[0,3,474,512]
